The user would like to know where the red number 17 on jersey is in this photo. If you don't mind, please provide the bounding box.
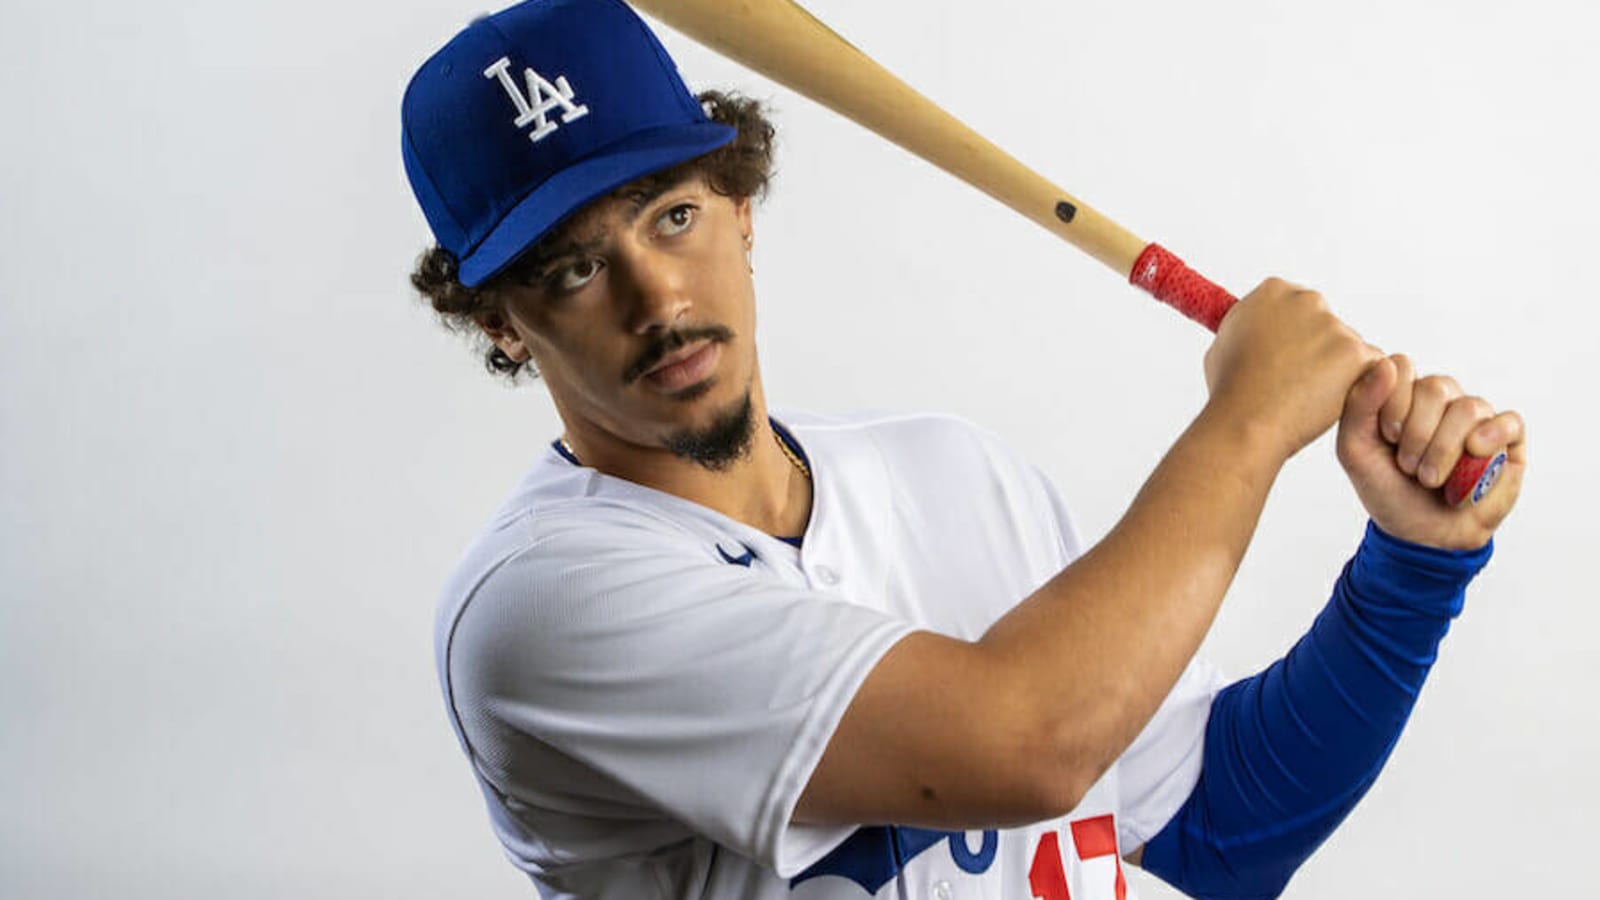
[1029,814,1128,900]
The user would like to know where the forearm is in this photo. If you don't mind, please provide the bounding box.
[1141,522,1492,898]
[977,401,1285,795]
[798,281,1397,826]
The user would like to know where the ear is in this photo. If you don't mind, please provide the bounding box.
[734,194,753,242]
[473,307,531,363]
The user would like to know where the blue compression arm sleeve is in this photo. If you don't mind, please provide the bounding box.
[1141,521,1493,899]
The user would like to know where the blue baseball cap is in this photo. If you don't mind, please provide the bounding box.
[401,0,736,287]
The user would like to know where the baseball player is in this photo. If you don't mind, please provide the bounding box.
[401,1,1528,897]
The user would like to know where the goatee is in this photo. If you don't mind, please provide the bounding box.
[662,390,756,472]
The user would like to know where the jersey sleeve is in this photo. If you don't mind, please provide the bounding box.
[1114,655,1229,852]
[440,510,915,878]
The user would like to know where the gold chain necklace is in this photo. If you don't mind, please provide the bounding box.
[558,430,811,480]
[772,429,812,480]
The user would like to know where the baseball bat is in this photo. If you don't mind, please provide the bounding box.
[626,0,1506,507]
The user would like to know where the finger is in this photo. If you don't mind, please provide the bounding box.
[1466,409,1525,460]
[1416,395,1496,489]
[1506,413,1530,465]
[1395,374,1462,476]
[1469,423,1528,532]
[1378,353,1416,444]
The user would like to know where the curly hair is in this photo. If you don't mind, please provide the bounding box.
[410,90,777,381]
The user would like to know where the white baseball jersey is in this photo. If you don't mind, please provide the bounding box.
[434,408,1223,899]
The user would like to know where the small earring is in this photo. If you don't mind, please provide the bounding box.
[743,234,753,273]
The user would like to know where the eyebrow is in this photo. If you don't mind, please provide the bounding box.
[522,236,603,274]
[616,177,683,223]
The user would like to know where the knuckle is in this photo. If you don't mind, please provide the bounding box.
[1423,441,1454,465]
[1334,332,1368,359]
[1414,377,1451,401]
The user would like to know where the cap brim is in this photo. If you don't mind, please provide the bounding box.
[458,122,737,287]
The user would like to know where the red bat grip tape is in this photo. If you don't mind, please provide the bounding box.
[1129,243,1237,332]
[1128,242,1503,507]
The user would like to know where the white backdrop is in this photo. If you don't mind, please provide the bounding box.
[3,0,1596,896]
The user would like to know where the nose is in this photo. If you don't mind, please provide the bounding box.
[614,244,692,336]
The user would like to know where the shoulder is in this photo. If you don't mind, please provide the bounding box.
[777,407,1024,473]
[780,406,1082,561]
[777,406,999,441]
[437,498,705,625]
[432,498,770,726]
[437,446,727,610]
[430,462,720,677]
[787,406,1049,491]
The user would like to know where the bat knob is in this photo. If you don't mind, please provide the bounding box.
[1444,450,1508,508]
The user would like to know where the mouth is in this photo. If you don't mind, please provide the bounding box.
[641,340,721,393]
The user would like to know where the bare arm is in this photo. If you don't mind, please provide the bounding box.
[795,278,1382,829]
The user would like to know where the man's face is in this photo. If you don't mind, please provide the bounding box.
[485,174,759,465]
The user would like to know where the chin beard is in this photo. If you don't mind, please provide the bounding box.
[662,390,756,472]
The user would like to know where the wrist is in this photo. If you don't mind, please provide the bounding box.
[1365,512,1497,554]
[1364,519,1494,570]
[1348,520,1493,618]
[1194,398,1294,472]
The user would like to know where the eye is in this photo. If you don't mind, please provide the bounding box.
[552,257,603,292]
[657,203,698,237]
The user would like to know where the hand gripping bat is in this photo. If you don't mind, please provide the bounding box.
[626,0,1507,506]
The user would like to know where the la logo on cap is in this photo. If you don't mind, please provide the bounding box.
[401,0,736,287]
[483,56,590,143]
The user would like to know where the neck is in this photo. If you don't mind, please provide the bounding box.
[556,388,812,539]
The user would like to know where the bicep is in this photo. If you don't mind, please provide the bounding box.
[794,630,1082,830]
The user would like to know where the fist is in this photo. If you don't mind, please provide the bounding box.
[1336,354,1527,550]
[1204,278,1384,461]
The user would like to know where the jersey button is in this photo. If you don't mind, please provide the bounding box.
[815,565,840,586]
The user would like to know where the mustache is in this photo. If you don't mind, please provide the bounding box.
[624,325,735,384]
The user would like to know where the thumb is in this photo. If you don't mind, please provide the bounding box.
[1339,356,1397,444]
